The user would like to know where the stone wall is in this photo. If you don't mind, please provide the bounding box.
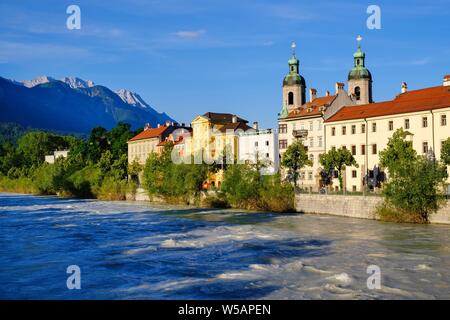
[295,193,450,224]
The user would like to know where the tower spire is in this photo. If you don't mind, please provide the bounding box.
[356,35,362,49]
[291,41,297,57]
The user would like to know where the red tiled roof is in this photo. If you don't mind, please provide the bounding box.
[157,136,185,147]
[287,95,336,118]
[325,86,450,123]
[128,125,169,142]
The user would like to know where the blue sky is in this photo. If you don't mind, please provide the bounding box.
[0,0,449,128]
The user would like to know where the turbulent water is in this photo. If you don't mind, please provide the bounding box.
[0,193,449,299]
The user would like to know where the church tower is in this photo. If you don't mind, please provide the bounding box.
[348,35,373,105]
[282,42,306,113]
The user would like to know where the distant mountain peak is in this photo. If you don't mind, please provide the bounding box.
[61,77,95,89]
[116,89,150,109]
[22,75,56,88]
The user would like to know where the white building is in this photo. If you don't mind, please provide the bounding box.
[44,150,69,164]
[238,125,279,175]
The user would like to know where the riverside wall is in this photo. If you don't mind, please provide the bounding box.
[295,194,450,225]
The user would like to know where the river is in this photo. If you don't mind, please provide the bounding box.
[0,193,449,299]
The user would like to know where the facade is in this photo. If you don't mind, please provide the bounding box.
[44,150,69,164]
[127,121,190,165]
[188,112,253,187]
[277,43,359,191]
[324,76,450,192]
[238,127,279,175]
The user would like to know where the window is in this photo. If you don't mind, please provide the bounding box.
[422,117,428,128]
[388,121,394,131]
[288,92,294,105]
[352,170,357,178]
[266,153,269,158]
[279,139,288,149]
[308,172,313,180]
[342,126,347,135]
[309,121,313,131]
[309,154,314,163]
[361,145,366,155]
[355,86,361,101]
[441,114,447,126]
[404,118,410,129]
[422,141,428,154]
[372,122,377,132]
[279,124,287,133]
[372,144,377,155]
[351,125,356,134]
[318,136,323,147]
[331,127,336,136]
[255,141,258,147]
[265,141,269,146]
[331,146,336,151]
[300,172,305,180]
[352,186,357,192]
[342,145,347,150]
[309,138,314,147]
[361,124,366,134]
[351,145,356,156]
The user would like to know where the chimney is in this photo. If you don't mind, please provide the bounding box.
[171,121,175,126]
[252,121,259,130]
[326,90,330,97]
[443,75,450,87]
[181,122,185,127]
[157,123,161,128]
[144,123,151,130]
[165,120,171,127]
[335,82,345,95]
[309,88,317,102]
[401,82,408,93]
[232,115,237,123]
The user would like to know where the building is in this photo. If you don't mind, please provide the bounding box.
[238,124,279,175]
[44,150,69,164]
[277,42,360,191]
[324,75,450,192]
[348,36,373,105]
[127,121,190,165]
[188,112,253,187]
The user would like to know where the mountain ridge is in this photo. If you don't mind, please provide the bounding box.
[0,75,175,135]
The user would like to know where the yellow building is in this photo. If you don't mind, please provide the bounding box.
[188,112,252,188]
[324,76,450,192]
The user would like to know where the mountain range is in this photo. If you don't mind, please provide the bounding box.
[0,76,174,135]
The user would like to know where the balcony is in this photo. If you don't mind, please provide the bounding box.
[292,129,308,139]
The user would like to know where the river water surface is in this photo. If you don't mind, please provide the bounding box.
[1,193,449,299]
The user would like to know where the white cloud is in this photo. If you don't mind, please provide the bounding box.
[173,29,206,39]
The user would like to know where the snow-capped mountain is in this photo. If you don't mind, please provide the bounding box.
[0,75,175,135]
[61,77,95,89]
[22,76,55,88]
[116,89,151,109]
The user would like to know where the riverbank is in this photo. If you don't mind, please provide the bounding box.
[295,193,450,225]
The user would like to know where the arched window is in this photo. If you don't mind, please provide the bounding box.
[288,92,294,105]
[356,59,360,66]
[354,86,361,101]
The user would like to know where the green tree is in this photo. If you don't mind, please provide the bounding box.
[379,129,448,223]
[379,128,417,178]
[319,147,358,191]
[281,140,312,187]
[441,137,450,166]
